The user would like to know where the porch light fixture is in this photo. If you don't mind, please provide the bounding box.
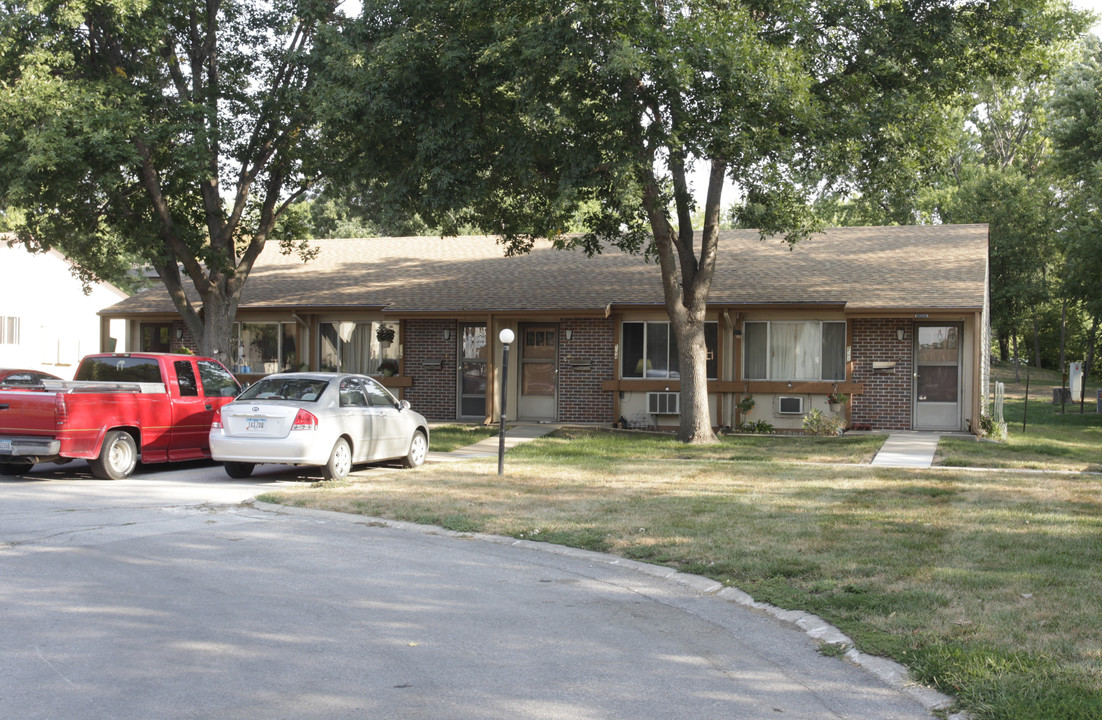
[897,328,905,341]
[498,328,515,476]
[443,328,451,340]
[565,329,573,341]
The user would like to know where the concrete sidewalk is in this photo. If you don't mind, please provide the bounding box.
[870,432,942,468]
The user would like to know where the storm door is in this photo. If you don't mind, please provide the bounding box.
[914,324,962,431]
[518,324,557,421]
[458,324,488,419]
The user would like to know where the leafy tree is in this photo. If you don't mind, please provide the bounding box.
[937,164,1058,370]
[0,0,343,357]
[323,0,1087,442]
[920,62,1082,374]
[1048,36,1102,382]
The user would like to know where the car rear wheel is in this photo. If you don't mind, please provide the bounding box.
[322,437,352,480]
[223,462,255,479]
[0,461,34,476]
[90,430,138,480]
[402,430,427,469]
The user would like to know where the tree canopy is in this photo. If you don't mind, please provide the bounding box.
[321,0,1089,441]
[0,0,344,356]
[1047,35,1102,376]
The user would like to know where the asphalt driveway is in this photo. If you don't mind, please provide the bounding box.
[1,462,944,719]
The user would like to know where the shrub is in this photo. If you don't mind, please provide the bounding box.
[737,419,774,434]
[803,408,843,436]
[978,413,1007,441]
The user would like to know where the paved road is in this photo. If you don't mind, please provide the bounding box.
[1,461,944,719]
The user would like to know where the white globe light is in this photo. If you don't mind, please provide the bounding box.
[499,328,515,344]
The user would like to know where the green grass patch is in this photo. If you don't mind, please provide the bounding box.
[936,364,1101,472]
[427,423,499,453]
[511,426,886,465]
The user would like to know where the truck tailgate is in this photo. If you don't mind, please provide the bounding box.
[0,390,57,437]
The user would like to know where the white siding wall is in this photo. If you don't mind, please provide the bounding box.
[0,243,128,376]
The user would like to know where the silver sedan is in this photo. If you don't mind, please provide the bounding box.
[209,372,429,479]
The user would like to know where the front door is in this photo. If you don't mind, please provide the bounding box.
[458,324,488,419]
[914,324,962,431]
[518,324,557,421]
[141,323,172,352]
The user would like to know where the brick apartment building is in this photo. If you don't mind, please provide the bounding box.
[99,225,991,433]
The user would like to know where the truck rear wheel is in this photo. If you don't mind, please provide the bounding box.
[0,462,34,476]
[90,431,138,480]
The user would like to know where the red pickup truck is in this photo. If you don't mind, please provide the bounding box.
[0,353,241,479]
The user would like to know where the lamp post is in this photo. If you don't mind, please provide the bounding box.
[498,328,515,476]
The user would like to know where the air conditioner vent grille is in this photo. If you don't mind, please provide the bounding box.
[647,391,680,415]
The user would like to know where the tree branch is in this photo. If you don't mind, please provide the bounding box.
[132,138,210,294]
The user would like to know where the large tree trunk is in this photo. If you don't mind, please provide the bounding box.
[636,155,720,444]
[670,311,714,443]
[197,292,241,364]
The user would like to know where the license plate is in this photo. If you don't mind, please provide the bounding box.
[0,439,11,452]
[246,418,266,431]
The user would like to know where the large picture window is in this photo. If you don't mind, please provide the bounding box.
[621,322,718,380]
[319,321,397,375]
[233,322,298,374]
[743,321,846,381]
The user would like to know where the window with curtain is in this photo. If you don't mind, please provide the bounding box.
[743,321,846,381]
[621,322,718,379]
[233,322,297,373]
[318,321,397,374]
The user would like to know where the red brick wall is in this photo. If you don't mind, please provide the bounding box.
[851,318,912,430]
[557,318,616,423]
[404,319,458,420]
[401,317,616,423]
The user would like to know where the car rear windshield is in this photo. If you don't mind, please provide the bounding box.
[238,377,330,402]
[75,357,163,383]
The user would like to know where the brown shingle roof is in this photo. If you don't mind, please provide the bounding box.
[104,224,988,315]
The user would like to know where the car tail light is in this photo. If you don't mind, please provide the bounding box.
[55,392,68,428]
[291,409,318,431]
[210,406,223,429]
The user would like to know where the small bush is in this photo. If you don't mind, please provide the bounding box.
[736,419,774,434]
[978,413,1007,441]
[803,408,843,436]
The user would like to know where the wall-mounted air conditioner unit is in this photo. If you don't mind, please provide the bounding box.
[777,396,805,415]
[647,391,680,415]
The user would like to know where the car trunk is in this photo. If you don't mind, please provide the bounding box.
[220,403,300,439]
